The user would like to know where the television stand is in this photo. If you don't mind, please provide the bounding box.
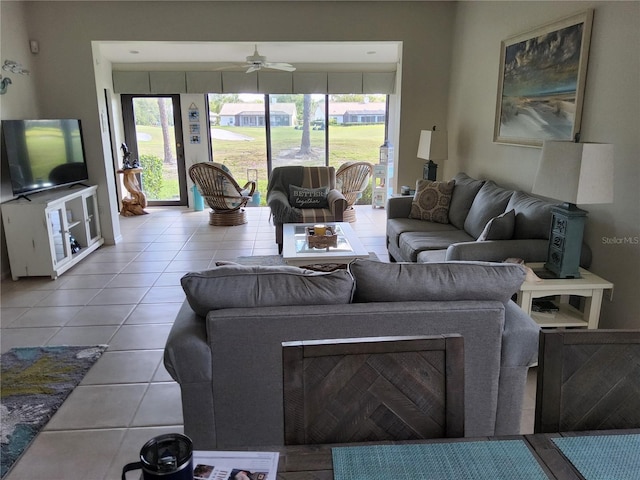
[1,185,104,280]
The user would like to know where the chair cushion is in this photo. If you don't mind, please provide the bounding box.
[349,259,526,304]
[181,265,355,316]
[505,191,553,240]
[409,179,455,224]
[477,209,515,241]
[464,181,514,238]
[399,230,475,262]
[449,173,485,230]
[289,185,329,209]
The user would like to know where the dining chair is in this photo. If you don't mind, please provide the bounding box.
[282,334,465,445]
[189,162,256,226]
[535,329,640,433]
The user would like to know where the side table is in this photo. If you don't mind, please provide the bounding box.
[117,167,148,216]
[516,263,613,329]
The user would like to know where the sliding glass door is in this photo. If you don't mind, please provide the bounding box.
[208,93,386,205]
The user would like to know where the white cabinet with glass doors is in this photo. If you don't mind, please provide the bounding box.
[1,185,104,280]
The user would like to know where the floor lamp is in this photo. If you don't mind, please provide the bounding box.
[532,140,613,278]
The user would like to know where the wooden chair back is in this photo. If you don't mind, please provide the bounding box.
[283,335,465,445]
[535,329,640,433]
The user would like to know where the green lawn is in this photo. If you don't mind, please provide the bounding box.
[135,124,384,204]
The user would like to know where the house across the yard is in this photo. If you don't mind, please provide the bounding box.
[315,102,386,125]
[219,102,297,127]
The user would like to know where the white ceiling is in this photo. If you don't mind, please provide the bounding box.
[98,41,402,67]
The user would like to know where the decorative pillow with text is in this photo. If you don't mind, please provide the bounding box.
[409,179,455,224]
[289,185,329,209]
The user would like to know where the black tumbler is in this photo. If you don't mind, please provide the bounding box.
[122,433,193,480]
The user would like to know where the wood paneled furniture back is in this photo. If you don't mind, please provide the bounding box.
[282,335,465,445]
[535,329,640,433]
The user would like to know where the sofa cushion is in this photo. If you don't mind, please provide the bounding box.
[349,259,526,304]
[464,181,514,239]
[181,265,354,316]
[409,179,455,223]
[449,173,485,230]
[289,185,329,209]
[399,230,475,262]
[505,191,553,240]
[477,209,515,241]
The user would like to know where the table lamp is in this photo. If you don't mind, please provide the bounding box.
[417,126,448,181]
[532,140,613,278]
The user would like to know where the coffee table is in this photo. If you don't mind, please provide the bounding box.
[282,222,369,267]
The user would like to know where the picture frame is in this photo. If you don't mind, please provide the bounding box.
[493,10,593,147]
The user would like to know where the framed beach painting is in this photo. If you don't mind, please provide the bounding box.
[494,10,593,147]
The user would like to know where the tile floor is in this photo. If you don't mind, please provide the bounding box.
[0,205,535,479]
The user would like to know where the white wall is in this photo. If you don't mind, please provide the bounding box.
[448,1,640,328]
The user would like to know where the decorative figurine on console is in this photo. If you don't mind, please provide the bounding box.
[120,143,140,169]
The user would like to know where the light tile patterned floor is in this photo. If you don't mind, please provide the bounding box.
[0,205,535,479]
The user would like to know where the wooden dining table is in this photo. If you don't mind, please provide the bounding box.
[257,429,640,480]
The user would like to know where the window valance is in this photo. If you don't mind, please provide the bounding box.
[113,70,396,94]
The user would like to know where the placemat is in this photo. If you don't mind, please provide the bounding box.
[332,440,548,480]
[552,434,640,480]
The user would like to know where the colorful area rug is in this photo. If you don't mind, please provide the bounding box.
[0,345,107,478]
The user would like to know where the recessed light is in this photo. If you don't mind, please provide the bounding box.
[366,51,376,55]
[129,50,140,55]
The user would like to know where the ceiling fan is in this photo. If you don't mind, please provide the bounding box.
[220,45,296,73]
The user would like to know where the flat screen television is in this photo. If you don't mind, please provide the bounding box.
[2,119,89,196]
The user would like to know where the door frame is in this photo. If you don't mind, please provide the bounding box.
[121,94,188,206]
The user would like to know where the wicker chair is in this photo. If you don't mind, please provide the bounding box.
[336,161,373,222]
[189,162,256,226]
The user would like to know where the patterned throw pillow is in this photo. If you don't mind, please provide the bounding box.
[409,180,455,223]
[289,185,329,209]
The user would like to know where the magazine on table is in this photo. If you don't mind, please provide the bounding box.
[192,450,279,480]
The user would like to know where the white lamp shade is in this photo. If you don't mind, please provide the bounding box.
[417,129,448,161]
[532,141,614,205]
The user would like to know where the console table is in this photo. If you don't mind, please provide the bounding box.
[516,263,613,329]
[117,167,148,216]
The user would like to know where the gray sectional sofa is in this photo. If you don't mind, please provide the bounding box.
[387,172,592,265]
[164,259,539,449]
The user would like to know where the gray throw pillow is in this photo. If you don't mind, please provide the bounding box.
[477,209,515,241]
[289,185,329,209]
[181,265,354,316]
[349,259,525,304]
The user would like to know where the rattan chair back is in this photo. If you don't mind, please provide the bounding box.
[189,162,256,226]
